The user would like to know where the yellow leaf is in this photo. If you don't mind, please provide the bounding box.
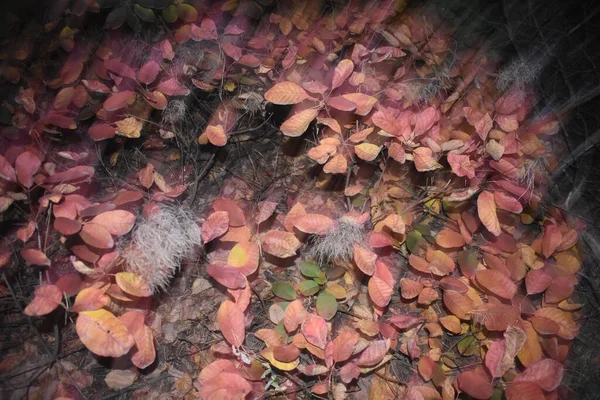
[116,272,152,297]
[355,143,381,161]
[114,117,143,138]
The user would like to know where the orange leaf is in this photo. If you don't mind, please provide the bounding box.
[91,210,135,236]
[475,269,517,299]
[399,278,423,300]
[413,147,442,172]
[443,290,474,320]
[261,230,301,258]
[202,211,230,243]
[227,241,260,276]
[213,199,245,226]
[323,154,347,174]
[436,229,465,248]
[264,81,311,105]
[372,110,400,136]
[533,307,578,340]
[71,287,110,312]
[197,372,252,400]
[116,272,152,297]
[294,214,334,235]
[447,153,476,179]
[302,314,328,349]
[204,124,227,146]
[284,299,308,332]
[542,224,562,258]
[20,248,51,266]
[341,93,377,116]
[331,59,354,89]
[79,223,114,249]
[54,87,74,110]
[326,96,357,111]
[418,356,435,381]
[280,108,318,137]
[478,190,501,236]
[217,300,245,347]
[24,285,62,316]
[413,106,438,136]
[353,244,377,275]
[120,311,156,369]
[76,309,135,357]
[332,330,359,362]
[368,276,393,308]
[195,360,237,386]
[17,221,35,243]
[357,339,390,366]
[381,214,405,234]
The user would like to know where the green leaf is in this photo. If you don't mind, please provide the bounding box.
[316,291,337,320]
[458,250,478,277]
[161,5,177,23]
[274,321,289,344]
[272,282,296,301]
[134,4,156,22]
[298,280,320,296]
[300,261,321,278]
[313,272,327,285]
[414,223,431,236]
[457,335,478,357]
[406,230,423,254]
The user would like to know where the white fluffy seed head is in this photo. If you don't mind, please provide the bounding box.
[308,219,365,265]
[122,204,202,293]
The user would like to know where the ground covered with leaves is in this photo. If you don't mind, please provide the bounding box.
[0,0,599,399]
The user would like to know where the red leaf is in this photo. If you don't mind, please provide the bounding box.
[368,276,393,308]
[447,153,475,179]
[457,368,494,400]
[217,300,246,347]
[513,358,564,391]
[88,123,116,141]
[191,18,218,41]
[388,314,423,330]
[202,211,230,243]
[302,315,328,349]
[103,90,136,111]
[156,78,190,96]
[206,262,246,289]
[198,372,251,400]
[213,199,245,227]
[357,339,390,366]
[221,42,242,61]
[326,96,356,112]
[413,106,438,136]
[104,59,136,79]
[15,151,41,188]
[506,382,545,400]
[137,61,160,84]
[82,79,111,94]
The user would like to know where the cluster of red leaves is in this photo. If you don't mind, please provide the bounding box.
[0,0,586,399]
